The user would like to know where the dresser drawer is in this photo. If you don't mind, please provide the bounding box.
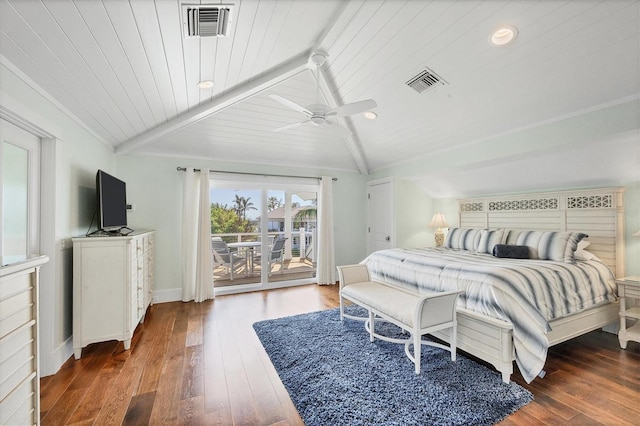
[0,374,36,425]
[620,283,640,298]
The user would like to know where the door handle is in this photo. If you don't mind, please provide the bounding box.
[385,236,390,241]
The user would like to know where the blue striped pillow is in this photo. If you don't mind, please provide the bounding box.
[444,228,482,251]
[515,231,588,263]
[476,229,506,254]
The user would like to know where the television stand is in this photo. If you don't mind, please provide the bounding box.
[72,230,155,358]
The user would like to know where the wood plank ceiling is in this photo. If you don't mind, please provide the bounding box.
[1,0,638,174]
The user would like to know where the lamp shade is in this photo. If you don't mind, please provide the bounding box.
[633,230,640,237]
[429,213,448,228]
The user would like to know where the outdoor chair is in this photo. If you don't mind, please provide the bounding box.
[211,237,246,280]
[254,237,287,276]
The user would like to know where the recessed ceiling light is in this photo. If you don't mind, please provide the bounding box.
[364,111,378,120]
[489,25,518,46]
[197,80,214,89]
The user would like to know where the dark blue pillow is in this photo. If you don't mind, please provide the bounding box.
[492,244,530,259]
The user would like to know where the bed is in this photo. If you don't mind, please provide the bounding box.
[362,187,626,383]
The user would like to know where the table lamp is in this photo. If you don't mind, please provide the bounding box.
[429,213,449,247]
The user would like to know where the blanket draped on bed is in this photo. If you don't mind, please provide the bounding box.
[362,247,617,383]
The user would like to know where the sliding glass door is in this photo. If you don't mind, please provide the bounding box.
[210,175,318,294]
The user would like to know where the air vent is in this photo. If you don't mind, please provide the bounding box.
[182,5,232,38]
[405,68,447,94]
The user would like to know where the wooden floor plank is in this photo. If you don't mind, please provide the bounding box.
[185,303,204,347]
[122,391,156,426]
[217,303,261,425]
[232,305,289,425]
[64,348,130,424]
[39,388,86,426]
[181,344,204,400]
[41,284,640,426]
[137,305,177,395]
[148,302,189,424]
[202,314,234,424]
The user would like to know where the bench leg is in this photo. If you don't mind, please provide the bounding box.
[413,331,421,374]
[450,323,457,361]
[368,310,375,342]
[339,295,344,321]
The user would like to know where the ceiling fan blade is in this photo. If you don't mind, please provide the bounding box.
[269,95,312,116]
[327,99,377,117]
[272,120,310,132]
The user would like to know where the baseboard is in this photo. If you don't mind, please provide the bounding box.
[152,288,183,304]
[153,279,318,302]
[40,336,73,377]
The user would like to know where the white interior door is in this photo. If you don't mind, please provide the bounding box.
[367,179,394,255]
[0,119,40,259]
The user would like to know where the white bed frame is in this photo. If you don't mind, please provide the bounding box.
[431,187,626,382]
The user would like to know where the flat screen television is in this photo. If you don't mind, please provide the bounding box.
[96,169,129,233]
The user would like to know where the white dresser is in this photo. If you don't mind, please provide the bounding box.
[72,231,154,359]
[0,255,48,426]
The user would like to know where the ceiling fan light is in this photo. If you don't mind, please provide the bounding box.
[489,25,518,46]
[197,80,214,89]
[364,111,378,120]
[309,52,327,68]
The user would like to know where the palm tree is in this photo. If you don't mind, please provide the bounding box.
[233,195,257,221]
[240,197,257,220]
[294,206,317,229]
[232,195,244,219]
[267,196,282,211]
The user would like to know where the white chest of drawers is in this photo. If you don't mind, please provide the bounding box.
[72,231,154,359]
[0,255,48,426]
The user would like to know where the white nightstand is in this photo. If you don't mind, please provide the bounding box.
[617,276,640,349]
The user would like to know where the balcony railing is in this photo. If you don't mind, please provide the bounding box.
[212,228,315,260]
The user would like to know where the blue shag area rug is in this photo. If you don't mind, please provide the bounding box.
[253,306,533,426]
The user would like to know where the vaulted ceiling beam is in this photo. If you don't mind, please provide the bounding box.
[317,65,370,174]
[115,50,312,155]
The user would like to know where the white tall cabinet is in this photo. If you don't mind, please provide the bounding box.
[0,255,48,426]
[72,231,154,359]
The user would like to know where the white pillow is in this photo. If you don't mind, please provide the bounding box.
[577,239,591,251]
[574,240,599,261]
[574,248,599,261]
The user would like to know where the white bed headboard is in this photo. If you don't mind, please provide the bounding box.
[458,187,626,277]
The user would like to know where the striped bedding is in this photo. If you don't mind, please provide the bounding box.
[361,247,617,383]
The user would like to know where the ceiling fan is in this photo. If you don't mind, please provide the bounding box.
[269,52,377,136]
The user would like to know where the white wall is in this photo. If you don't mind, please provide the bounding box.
[1,62,116,376]
[116,155,368,298]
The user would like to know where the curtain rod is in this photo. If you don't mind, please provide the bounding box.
[176,167,337,181]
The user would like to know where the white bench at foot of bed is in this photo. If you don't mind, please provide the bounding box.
[337,264,462,374]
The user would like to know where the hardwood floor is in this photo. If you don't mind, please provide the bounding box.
[41,284,640,425]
